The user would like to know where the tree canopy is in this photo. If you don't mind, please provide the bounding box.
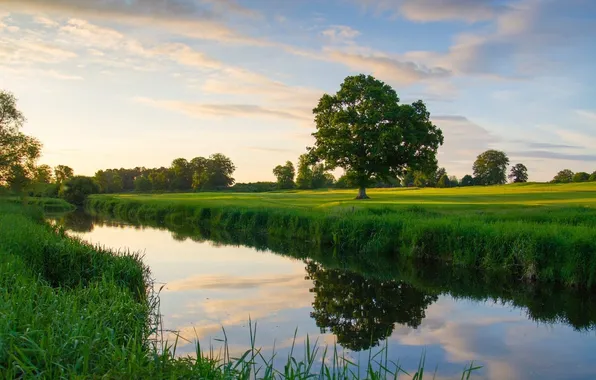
[309,74,443,199]
[272,161,295,189]
[0,90,42,189]
[508,163,528,183]
[473,150,510,185]
[552,169,574,183]
[572,172,590,182]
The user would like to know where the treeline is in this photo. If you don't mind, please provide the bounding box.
[93,154,235,193]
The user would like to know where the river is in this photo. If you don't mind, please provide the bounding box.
[55,212,596,379]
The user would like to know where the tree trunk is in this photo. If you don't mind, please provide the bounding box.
[355,187,369,200]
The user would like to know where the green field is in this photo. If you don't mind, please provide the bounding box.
[88,182,596,288]
[96,182,596,209]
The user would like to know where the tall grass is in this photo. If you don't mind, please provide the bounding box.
[87,189,596,288]
[1,202,479,378]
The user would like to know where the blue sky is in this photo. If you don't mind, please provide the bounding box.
[1,0,595,182]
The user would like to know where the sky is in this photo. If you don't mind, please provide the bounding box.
[1,0,595,183]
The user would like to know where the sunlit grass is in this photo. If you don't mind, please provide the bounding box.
[88,182,596,288]
[0,202,481,378]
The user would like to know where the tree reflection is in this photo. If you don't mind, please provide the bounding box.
[57,211,94,232]
[306,261,438,351]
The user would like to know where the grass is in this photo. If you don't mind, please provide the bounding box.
[3,196,76,213]
[87,182,596,288]
[0,201,479,379]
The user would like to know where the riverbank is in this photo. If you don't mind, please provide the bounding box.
[2,202,471,378]
[87,183,596,288]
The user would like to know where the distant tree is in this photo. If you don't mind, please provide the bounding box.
[437,174,450,188]
[0,90,42,187]
[6,164,32,197]
[590,172,596,182]
[449,175,459,187]
[201,153,235,189]
[59,176,99,205]
[94,169,123,193]
[431,167,447,187]
[190,156,208,190]
[295,154,314,190]
[573,172,590,183]
[413,171,429,188]
[134,176,152,192]
[171,158,192,190]
[473,150,510,185]
[508,163,528,183]
[54,165,74,184]
[272,161,296,189]
[309,74,443,199]
[33,164,53,184]
[401,171,415,187]
[461,174,474,187]
[334,174,355,189]
[311,163,334,189]
[148,169,169,191]
[552,169,574,183]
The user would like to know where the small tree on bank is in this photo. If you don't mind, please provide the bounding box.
[473,150,509,185]
[508,163,528,183]
[552,169,574,183]
[309,74,443,199]
[573,172,590,182]
[273,161,295,189]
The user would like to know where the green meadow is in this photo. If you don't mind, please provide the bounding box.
[88,182,596,288]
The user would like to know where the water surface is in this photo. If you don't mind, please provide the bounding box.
[56,212,596,379]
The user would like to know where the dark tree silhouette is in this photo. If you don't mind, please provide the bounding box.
[305,261,438,351]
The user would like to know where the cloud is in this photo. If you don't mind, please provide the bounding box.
[133,97,310,121]
[356,0,505,23]
[248,147,298,154]
[321,25,361,43]
[576,109,596,122]
[431,115,499,174]
[523,142,581,150]
[3,0,267,46]
[34,16,60,28]
[167,274,300,291]
[508,150,596,162]
[428,0,596,76]
[324,50,451,85]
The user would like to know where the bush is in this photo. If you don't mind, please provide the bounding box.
[59,176,100,206]
[573,172,590,183]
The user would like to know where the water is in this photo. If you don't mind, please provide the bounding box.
[55,212,596,379]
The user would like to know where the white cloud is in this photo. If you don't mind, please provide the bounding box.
[576,109,596,122]
[356,0,504,23]
[133,97,311,121]
[34,16,59,28]
[321,25,361,43]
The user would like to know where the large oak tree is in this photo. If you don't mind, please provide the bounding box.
[309,74,443,199]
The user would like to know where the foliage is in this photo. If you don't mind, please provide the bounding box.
[134,175,152,192]
[573,172,590,183]
[437,174,450,188]
[473,150,510,185]
[33,164,53,184]
[461,174,474,187]
[553,169,574,183]
[0,90,42,190]
[272,161,295,189]
[449,175,459,187]
[508,163,528,183]
[307,262,438,351]
[309,74,443,199]
[87,182,596,289]
[229,182,277,193]
[590,172,596,182]
[59,176,100,205]
[334,174,355,189]
[296,154,334,189]
[54,165,74,184]
[401,171,415,187]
